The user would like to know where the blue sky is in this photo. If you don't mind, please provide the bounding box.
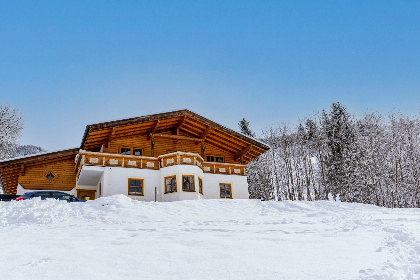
[1,1,420,151]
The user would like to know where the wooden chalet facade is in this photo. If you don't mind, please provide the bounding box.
[0,110,269,201]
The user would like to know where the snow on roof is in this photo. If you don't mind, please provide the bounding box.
[0,147,79,164]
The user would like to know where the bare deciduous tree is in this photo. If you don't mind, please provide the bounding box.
[246,103,420,208]
[0,104,23,160]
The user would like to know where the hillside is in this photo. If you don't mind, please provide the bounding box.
[15,145,46,157]
[0,197,419,279]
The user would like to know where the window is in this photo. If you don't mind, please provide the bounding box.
[165,176,177,193]
[52,192,71,200]
[182,175,195,192]
[120,148,142,156]
[31,192,52,199]
[133,148,143,156]
[52,192,79,202]
[45,171,55,180]
[220,183,232,198]
[206,156,224,163]
[128,179,144,196]
[199,177,203,194]
[52,192,65,199]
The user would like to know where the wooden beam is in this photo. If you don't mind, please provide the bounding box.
[234,144,252,161]
[204,138,238,154]
[200,126,211,139]
[150,120,160,134]
[147,120,160,140]
[201,142,205,158]
[20,164,25,176]
[173,115,186,135]
[150,134,155,157]
[108,127,116,140]
[105,127,116,152]
[199,126,211,158]
[153,134,202,143]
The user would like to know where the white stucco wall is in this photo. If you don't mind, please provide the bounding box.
[74,165,104,199]
[77,164,250,202]
[159,165,204,202]
[202,173,249,199]
[101,167,160,201]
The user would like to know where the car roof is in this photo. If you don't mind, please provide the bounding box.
[23,191,70,195]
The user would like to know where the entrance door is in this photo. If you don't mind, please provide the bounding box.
[76,189,96,200]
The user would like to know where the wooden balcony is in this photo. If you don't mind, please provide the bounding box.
[75,150,247,179]
[201,162,246,176]
[159,152,204,168]
[75,151,159,179]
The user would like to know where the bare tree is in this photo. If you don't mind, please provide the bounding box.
[246,103,420,208]
[0,105,23,160]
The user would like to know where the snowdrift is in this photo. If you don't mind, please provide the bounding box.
[0,196,419,279]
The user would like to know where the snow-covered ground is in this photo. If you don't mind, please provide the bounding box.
[1,196,419,280]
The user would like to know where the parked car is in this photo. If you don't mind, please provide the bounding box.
[0,194,20,201]
[16,191,86,202]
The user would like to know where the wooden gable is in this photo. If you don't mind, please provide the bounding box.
[80,110,269,164]
[0,148,79,194]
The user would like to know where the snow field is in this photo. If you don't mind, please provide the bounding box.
[0,196,419,279]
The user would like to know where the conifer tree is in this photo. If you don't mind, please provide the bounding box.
[321,102,354,200]
[238,118,256,138]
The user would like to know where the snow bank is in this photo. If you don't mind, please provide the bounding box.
[0,196,419,279]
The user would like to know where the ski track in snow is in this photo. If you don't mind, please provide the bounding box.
[0,196,419,280]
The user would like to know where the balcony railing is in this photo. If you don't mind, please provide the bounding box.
[75,150,246,179]
[159,152,204,168]
[201,162,246,176]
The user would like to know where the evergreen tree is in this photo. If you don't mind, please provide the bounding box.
[321,102,355,200]
[238,118,256,138]
[239,118,274,199]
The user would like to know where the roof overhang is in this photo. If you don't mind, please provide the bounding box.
[0,148,79,168]
[80,109,269,163]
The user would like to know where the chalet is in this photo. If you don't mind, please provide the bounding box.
[0,110,269,201]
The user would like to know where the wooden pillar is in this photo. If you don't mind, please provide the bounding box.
[201,141,205,158]
[106,127,116,153]
[151,134,155,157]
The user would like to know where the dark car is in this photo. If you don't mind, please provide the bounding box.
[0,194,20,201]
[16,191,86,202]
